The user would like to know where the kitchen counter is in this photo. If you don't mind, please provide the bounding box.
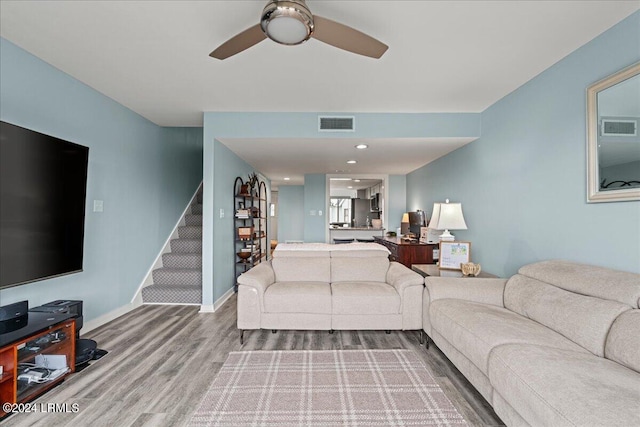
[329,227,385,242]
[330,227,385,231]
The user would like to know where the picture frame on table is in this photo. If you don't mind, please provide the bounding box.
[439,241,471,270]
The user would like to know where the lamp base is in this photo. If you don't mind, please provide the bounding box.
[439,229,455,241]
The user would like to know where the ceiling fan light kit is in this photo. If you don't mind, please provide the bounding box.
[210,0,388,60]
[261,0,314,45]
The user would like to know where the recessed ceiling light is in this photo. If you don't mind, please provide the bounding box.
[347,186,353,189]
[284,177,290,181]
[347,160,357,164]
[355,144,368,149]
[354,179,361,182]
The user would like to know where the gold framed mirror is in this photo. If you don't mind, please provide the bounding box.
[587,62,640,203]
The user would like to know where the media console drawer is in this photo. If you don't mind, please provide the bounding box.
[374,236,436,268]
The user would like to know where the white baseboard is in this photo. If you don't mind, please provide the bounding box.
[199,304,215,313]
[215,287,235,311]
[81,299,142,335]
[81,287,234,334]
[199,287,235,313]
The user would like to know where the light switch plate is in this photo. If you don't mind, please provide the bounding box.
[93,200,104,212]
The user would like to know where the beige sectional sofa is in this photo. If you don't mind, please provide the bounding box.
[423,260,640,427]
[236,243,424,339]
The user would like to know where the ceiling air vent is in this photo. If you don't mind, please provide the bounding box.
[318,116,355,132]
[601,119,637,136]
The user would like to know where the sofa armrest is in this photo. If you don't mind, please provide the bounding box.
[237,260,275,295]
[422,277,507,336]
[424,277,507,307]
[386,262,425,293]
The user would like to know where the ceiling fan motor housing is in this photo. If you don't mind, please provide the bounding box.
[261,0,314,45]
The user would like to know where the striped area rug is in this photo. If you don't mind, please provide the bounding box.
[188,349,467,426]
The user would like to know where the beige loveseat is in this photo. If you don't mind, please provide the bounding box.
[423,260,640,427]
[236,243,424,341]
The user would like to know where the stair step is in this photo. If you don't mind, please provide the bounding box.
[191,204,202,215]
[142,284,202,304]
[184,214,202,226]
[162,253,202,269]
[178,225,202,239]
[152,268,201,286]
[170,238,201,254]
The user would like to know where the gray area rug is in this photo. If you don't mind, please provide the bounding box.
[188,349,467,426]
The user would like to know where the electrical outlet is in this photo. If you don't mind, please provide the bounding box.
[219,208,224,218]
[93,200,104,212]
[319,210,323,216]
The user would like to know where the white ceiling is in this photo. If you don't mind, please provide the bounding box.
[1,1,638,187]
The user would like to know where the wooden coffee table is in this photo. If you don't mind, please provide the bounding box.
[412,264,498,278]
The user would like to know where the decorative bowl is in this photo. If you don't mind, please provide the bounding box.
[237,252,252,261]
[461,262,482,277]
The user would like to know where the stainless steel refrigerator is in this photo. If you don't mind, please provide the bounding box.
[351,198,379,227]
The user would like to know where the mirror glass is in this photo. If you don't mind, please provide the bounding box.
[587,62,640,202]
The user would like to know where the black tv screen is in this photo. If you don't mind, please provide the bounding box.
[0,121,89,289]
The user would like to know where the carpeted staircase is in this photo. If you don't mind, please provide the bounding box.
[141,188,203,304]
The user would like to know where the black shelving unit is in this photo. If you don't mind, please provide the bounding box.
[233,175,268,291]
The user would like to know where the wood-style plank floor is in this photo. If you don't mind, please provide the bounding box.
[4,295,504,426]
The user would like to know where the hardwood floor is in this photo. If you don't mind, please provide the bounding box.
[4,296,504,426]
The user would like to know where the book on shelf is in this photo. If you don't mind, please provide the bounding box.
[235,209,250,218]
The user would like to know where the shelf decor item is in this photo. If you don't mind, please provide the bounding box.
[439,241,471,270]
[238,226,254,240]
[461,262,482,277]
[237,252,252,262]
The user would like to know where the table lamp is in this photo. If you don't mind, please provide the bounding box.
[427,199,467,241]
[400,213,410,235]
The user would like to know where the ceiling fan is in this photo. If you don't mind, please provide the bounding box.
[210,0,388,60]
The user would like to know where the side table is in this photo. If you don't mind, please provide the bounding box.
[412,264,498,278]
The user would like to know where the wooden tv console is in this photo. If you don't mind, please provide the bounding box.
[0,312,75,418]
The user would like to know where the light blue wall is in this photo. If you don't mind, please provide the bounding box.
[278,186,305,242]
[0,38,203,322]
[388,175,407,232]
[304,174,327,242]
[407,12,640,276]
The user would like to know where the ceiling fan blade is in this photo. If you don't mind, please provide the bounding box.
[311,15,388,59]
[210,24,267,60]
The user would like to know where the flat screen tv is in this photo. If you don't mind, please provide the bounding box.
[0,121,89,289]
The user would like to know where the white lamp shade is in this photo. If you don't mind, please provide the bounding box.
[427,203,441,229]
[428,202,467,230]
[401,213,410,223]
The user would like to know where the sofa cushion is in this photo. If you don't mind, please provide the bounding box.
[331,256,389,283]
[272,255,331,283]
[488,344,640,427]
[605,309,640,373]
[504,274,630,356]
[430,299,589,374]
[518,260,640,308]
[263,282,331,314]
[331,281,400,315]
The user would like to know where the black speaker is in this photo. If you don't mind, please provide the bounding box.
[30,300,83,332]
[0,300,28,322]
